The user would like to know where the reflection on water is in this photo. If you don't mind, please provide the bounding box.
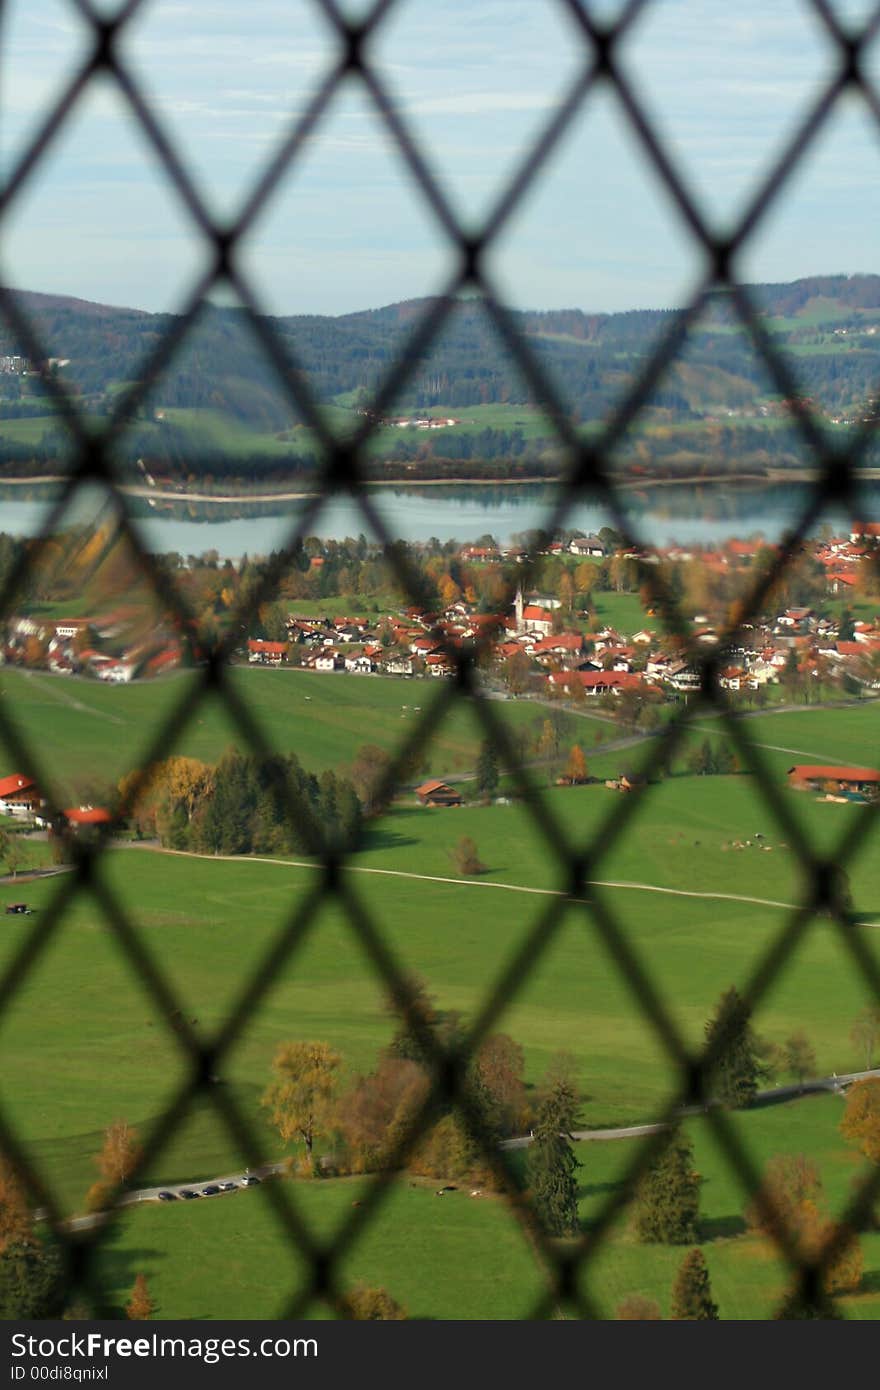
[0,480,863,557]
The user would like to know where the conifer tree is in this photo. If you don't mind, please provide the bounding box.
[526,1096,581,1237]
[633,1127,701,1244]
[475,741,499,800]
[703,985,764,1107]
[126,1273,155,1320]
[671,1249,718,1320]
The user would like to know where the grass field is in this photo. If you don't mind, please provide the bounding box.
[89,1096,880,1320]
[2,766,879,1213]
[0,666,609,800]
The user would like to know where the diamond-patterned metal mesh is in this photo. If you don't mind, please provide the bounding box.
[0,0,879,1320]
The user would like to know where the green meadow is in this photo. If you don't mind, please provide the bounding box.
[0,665,607,801]
[2,769,878,1215]
[91,1096,880,1320]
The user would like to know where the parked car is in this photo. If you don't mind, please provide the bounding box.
[242,1175,261,1187]
[201,1185,221,1196]
[157,1191,177,1202]
[219,1181,237,1192]
[5,904,32,915]
[179,1189,199,1200]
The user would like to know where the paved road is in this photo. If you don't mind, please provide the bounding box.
[501,1068,880,1149]
[45,1067,880,1229]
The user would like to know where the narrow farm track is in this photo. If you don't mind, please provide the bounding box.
[121,844,877,924]
[12,669,127,725]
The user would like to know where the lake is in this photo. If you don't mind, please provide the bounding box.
[0,480,865,557]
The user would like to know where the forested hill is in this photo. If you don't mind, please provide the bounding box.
[3,274,880,481]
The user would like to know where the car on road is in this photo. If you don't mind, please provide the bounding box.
[201,1185,221,1196]
[219,1181,237,1192]
[157,1191,177,1202]
[242,1175,261,1186]
[5,903,32,915]
[179,1189,199,1199]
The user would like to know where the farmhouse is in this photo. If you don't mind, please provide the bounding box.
[0,773,42,820]
[787,764,880,795]
[414,779,463,808]
[247,639,288,665]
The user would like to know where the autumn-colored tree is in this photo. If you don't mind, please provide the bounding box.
[0,1160,33,1253]
[84,1181,114,1214]
[840,1077,880,1165]
[616,1294,662,1320]
[564,745,588,785]
[438,574,461,608]
[349,744,392,817]
[261,1042,341,1158]
[408,1114,486,1184]
[96,1121,142,1187]
[795,1202,863,1296]
[535,719,559,761]
[340,1285,407,1320]
[126,1273,155,1320]
[450,836,486,876]
[475,1033,527,1135]
[745,1154,823,1242]
[336,1057,428,1173]
[503,648,531,695]
[671,1249,718,1320]
[573,561,596,596]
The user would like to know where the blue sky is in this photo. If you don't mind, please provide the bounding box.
[2,0,880,316]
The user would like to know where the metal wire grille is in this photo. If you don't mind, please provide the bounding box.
[0,0,879,1319]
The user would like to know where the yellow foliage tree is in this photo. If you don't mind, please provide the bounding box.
[261,1042,341,1157]
[96,1120,142,1187]
[0,1160,33,1253]
[841,1077,880,1165]
[565,745,588,784]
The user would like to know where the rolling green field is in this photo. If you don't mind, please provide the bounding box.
[0,666,607,800]
[90,1097,880,1320]
[2,768,879,1215]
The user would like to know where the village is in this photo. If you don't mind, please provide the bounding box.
[2,523,880,707]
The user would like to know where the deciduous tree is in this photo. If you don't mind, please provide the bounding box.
[850,1005,880,1071]
[616,1294,661,1320]
[96,1121,141,1187]
[340,1286,407,1320]
[783,1031,817,1089]
[840,1077,880,1164]
[0,1161,33,1253]
[564,745,588,785]
[336,1057,427,1173]
[745,1154,823,1242]
[450,836,486,877]
[261,1042,341,1158]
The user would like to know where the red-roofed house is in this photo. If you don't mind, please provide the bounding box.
[0,773,41,819]
[63,806,112,828]
[247,639,288,665]
[788,765,880,793]
[414,779,462,807]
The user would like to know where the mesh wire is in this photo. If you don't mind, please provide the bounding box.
[0,0,877,1319]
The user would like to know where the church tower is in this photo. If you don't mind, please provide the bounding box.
[514,585,524,633]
